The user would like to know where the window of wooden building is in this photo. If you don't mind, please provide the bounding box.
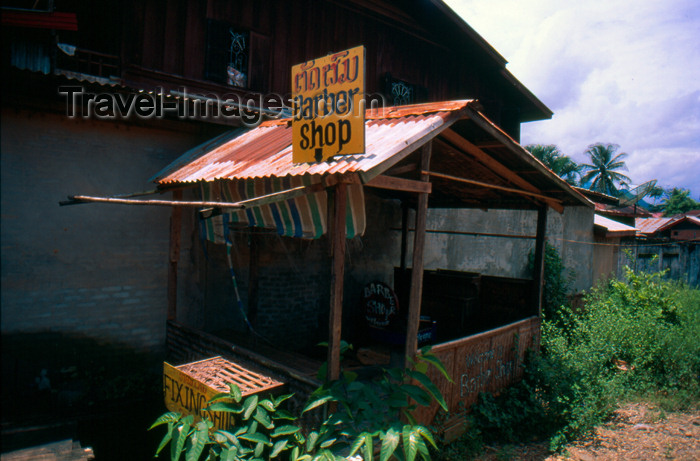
[205,19,250,88]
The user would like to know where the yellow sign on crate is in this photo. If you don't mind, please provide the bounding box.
[163,357,284,430]
[291,45,365,163]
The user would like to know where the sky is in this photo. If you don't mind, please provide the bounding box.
[445,0,700,200]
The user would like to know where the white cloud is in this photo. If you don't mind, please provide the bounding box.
[446,0,700,199]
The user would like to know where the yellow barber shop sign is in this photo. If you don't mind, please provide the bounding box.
[292,45,365,163]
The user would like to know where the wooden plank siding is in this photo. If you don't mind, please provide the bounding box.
[123,0,512,132]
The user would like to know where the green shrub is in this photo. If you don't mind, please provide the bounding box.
[457,262,700,454]
[528,242,575,325]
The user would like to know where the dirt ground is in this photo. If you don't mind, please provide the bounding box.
[472,403,700,461]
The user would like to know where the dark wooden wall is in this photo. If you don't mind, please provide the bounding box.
[121,0,514,131]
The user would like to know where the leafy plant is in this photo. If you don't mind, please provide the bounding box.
[150,384,312,461]
[150,344,452,461]
[528,242,575,326]
[304,344,452,461]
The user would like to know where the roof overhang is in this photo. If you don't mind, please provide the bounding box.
[594,214,637,238]
[155,100,591,214]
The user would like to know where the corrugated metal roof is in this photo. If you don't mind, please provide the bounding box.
[637,214,700,236]
[635,217,673,235]
[158,100,473,185]
[594,214,637,237]
[157,99,593,211]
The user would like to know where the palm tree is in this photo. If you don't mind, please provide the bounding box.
[525,144,581,185]
[579,143,631,196]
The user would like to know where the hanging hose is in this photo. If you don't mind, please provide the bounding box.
[222,216,276,346]
[226,243,254,332]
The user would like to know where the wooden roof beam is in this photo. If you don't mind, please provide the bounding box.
[365,175,432,194]
[426,171,563,209]
[439,129,564,213]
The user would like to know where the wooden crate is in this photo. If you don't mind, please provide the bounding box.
[163,356,285,429]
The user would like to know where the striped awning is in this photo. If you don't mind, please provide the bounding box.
[200,177,365,242]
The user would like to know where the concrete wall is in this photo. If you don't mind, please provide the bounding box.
[1,109,206,351]
[422,206,595,293]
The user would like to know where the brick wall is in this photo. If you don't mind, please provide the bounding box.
[189,193,404,351]
[0,108,208,351]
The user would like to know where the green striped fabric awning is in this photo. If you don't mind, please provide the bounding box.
[200,178,365,242]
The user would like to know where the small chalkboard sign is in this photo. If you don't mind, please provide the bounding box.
[362,281,399,328]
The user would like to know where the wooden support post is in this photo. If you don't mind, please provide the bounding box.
[404,143,432,365]
[167,189,183,321]
[400,202,409,270]
[533,205,547,318]
[327,182,347,382]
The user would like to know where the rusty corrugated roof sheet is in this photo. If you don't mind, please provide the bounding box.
[635,217,673,236]
[156,99,592,211]
[637,214,700,237]
[157,100,475,185]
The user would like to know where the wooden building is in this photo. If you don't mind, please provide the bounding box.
[2,0,593,435]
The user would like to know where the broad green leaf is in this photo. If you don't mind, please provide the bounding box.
[207,391,231,403]
[272,409,296,421]
[216,430,241,448]
[401,384,431,406]
[342,370,358,382]
[306,431,319,452]
[259,399,276,412]
[239,432,271,446]
[316,362,328,381]
[253,406,274,429]
[246,420,259,435]
[348,433,367,457]
[402,426,418,461]
[243,395,259,420]
[417,352,452,382]
[364,433,374,461]
[387,392,410,408]
[414,361,429,375]
[172,420,191,461]
[221,446,237,461]
[206,401,244,413]
[228,383,243,402]
[387,368,404,382]
[302,395,333,413]
[271,425,301,438]
[318,437,336,449]
[271,439,288,458]
[380,428,400,461]
[408,371,448,411]
[415,436,430,461]
[414,426,437,450]
[185,421,208,461]
[150,412,181,430]
[154,422,173,456]
[254,441,264,458]
[273,393,294,407]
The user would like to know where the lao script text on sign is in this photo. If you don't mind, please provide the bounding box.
[292,45,365,163]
